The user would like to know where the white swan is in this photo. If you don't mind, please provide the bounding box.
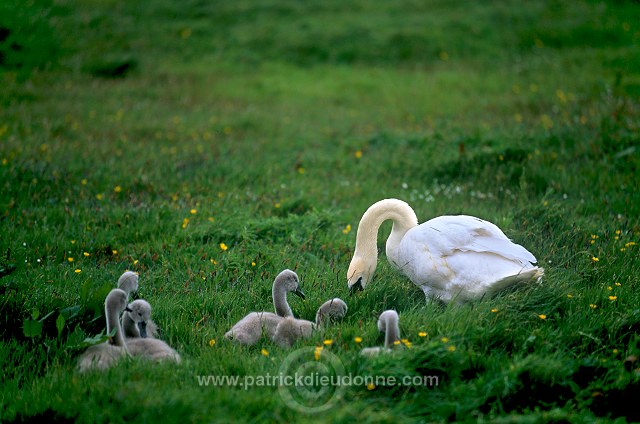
[123,299,158,338]
[77,288,130,372]
[272,298,348,348]
[225,269,305,345]
[117,271,139,297]
[347,199,544,303]
[360,310,400,356]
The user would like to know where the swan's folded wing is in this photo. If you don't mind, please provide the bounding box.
[414,215,537,265]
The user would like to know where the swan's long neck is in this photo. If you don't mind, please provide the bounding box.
[354,199,419,262]
[273,284,293,318]
[383,314,401,348]
[106,301,126,347]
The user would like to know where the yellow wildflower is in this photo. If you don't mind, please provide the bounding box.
[354,150,363,159]
[219,243,228,251]
[68,257,74,262]
[447,345,456,352]
[114,185,122,193]
[354,337,363,343]
[75,269,81,273]
[209,339,216,347]
[323,339,333,346]
[261,348,269,357]
[589,304,598,309]
[342,224,351,235]
[538,314,547,320]
[440,337,449,343]
[418,332,427,337]
[609,296,617,301]
[367,383,376,391]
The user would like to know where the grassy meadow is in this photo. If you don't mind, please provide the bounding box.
[1,0,640,422]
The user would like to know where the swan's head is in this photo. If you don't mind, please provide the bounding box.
[117,271,139,296]
[126,299,152,337]
[275,269,305,299]
[347,256,375,292]
[315,298,348,325]
[377,310,399,332]
[105,288,129,315]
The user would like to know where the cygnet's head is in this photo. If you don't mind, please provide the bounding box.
[105,288,129,315]
[127,299,152,337]
[274,269,305,299]
[377,310,399,332]
[316,298,348,325]
[117,271,139,295]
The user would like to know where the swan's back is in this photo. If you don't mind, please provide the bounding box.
[225,312,283,345]
[77,343,128,372]
[393,215,543,302]
[126,338,181,363]
[273,317,315,348]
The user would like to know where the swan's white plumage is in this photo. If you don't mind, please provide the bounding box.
[348,199,544,303]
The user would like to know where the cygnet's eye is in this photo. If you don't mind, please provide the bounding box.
[138,312,142,316]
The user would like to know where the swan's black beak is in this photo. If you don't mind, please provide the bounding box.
[349,277,363,295]
[293,288,306,300]
[125,306,132,313]
[138,321,148,338]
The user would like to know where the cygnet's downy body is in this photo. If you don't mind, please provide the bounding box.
[117,271,139,297]
[273,298,348,348]
[125,301,181,363]
[123,299,158,338]
[360,310,401,356]
[126,337,181,363]
[225,269,305,345]
[77,289,130,372]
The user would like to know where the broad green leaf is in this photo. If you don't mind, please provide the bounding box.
[22,318,42,338]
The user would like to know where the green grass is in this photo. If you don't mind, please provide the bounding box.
[1,0,640,422]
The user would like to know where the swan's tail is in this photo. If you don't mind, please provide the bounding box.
[488,266,544,295]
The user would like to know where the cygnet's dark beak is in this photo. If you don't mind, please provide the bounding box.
[137,321,148,338]
[293,288,306,300]
[125,306,133,313]
[349,277,363,295]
